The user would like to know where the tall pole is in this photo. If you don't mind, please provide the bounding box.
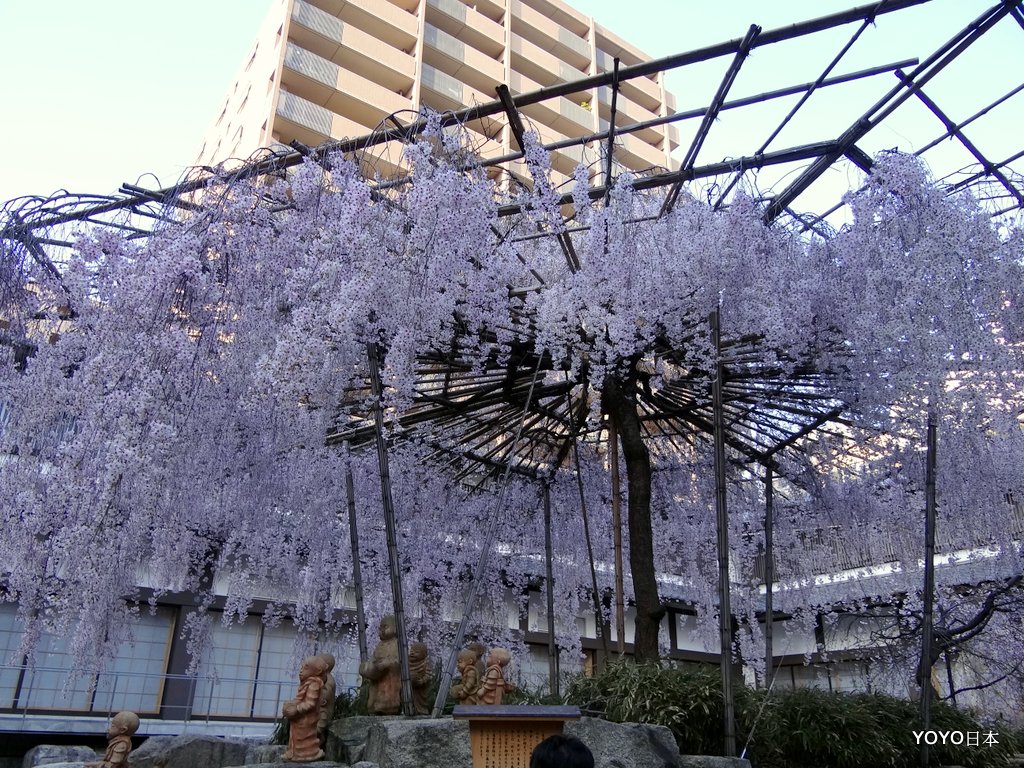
[345,459,369,664]
[367,343,414,716]
[711,307,736,757]
[764,464,774,688]
[543,483,559,696]
[609,420,626,655]
[920,408,938,767]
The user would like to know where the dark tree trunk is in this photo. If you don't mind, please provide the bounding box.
[602,374,664,661]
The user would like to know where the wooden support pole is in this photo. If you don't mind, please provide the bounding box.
[367,343,415,716]
[711,307,737,757]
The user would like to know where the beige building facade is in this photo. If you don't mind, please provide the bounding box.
[195,0,678,185]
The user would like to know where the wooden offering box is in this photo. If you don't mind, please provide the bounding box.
[453,705,582,768]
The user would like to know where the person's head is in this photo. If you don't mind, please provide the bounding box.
[457,648,476,671]
[487,647,511,668]
[316,652,336,673]
[530,734,594,768]
[107,710,140,739]
[379,615,397,640]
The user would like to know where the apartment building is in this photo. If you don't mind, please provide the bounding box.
[194,0,679,185]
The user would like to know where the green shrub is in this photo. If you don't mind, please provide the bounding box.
[565,660,1020,768]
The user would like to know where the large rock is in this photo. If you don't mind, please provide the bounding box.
[565,717,680,768]
[129,735,250,768]
[22,746,97,768]
[327,715,402,763]
[242,744,286,765]
[362,718,471,768]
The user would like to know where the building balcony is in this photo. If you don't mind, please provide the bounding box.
[597,85,664,147]
[425,0,505,59]
[600,118,668,171]
[509,0,591,71]
[510,33,587,89]
[290,0,415,93]
[510,70,595,141]
[282,43,410,130]
[308,0,419,43]
[595,48,662,112]
[423,23,504,94]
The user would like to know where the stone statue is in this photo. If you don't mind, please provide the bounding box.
[85,711,139,768]
[359,615,401,715]
[450,648,481,705]
[466,640,486,679]
[477,647,515,705]
[316,652,336,748]
[282,655,328,762]
[408,641,432,715]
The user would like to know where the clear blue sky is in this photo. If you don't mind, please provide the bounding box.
[1,0,1018,209]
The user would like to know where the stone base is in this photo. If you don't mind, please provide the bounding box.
[129,735,251,768]
[21,744,99,768]
[678,757,752,768]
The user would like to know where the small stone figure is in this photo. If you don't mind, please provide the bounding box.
[359,615,401,715]
[282,655,328,762]
[316,652,336,749]
[466,640,486,679]
[477,647,516,705]
[85,711,139,768]
[408,641,432,715]
[450,648,481,705]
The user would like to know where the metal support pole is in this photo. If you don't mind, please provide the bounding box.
[764,465,774,687]
[367,343,414,716]
[920,409,938,767]
[711,307,736,757]
[543,483,558,697]
[345,459,369,664]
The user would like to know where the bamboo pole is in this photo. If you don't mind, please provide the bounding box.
[919,408,938,768]
[543,483,558,696]
[567,380,611,662]
[608,420,626,655]
[345,459,369,664]
[366,343,414,716]
[764,465,774,687]
[711,307,737,757]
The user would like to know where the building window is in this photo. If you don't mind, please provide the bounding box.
[0,604,174,715]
